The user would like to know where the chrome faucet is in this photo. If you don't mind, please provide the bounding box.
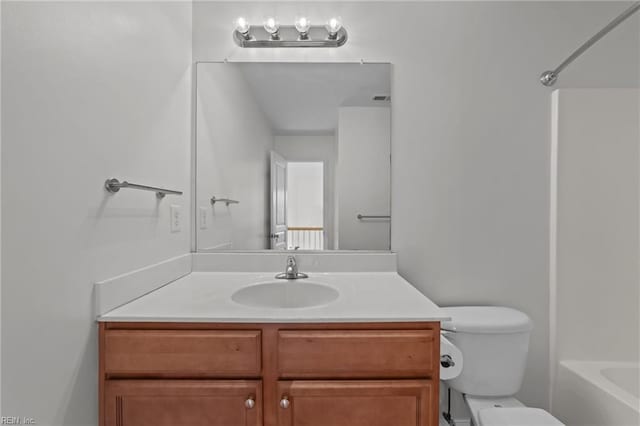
[275,256,309,280]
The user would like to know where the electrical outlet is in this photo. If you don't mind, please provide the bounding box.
[199,207,208,230]
[170,205,182,233]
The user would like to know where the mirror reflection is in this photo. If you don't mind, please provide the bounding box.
[196,62,391,251]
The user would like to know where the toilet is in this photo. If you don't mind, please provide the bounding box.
[440,306,564,426]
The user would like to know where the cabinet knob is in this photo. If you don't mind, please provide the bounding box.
[279,396,290,409]
[245,397,255,409]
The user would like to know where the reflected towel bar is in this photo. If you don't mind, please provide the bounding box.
[211,197,240,206]
[357,214,390,220]
[104,178,183,199]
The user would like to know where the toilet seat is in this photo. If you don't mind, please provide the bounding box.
[478,407,564,426]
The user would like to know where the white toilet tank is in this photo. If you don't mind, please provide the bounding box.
[440,306,533,397]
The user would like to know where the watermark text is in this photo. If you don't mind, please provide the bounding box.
[0,417,36,425]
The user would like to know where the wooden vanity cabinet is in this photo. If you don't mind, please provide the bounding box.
[99,322,440,426]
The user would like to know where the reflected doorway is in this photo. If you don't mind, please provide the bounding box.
[286,162,324,250]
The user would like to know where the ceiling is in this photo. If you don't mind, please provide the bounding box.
[236,62,391,135]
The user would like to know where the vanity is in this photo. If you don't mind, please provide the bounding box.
[97,256,447,426]
[97,62,447,425]
[100,322,439,426]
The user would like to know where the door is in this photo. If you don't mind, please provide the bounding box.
[277,380,435,426]
[104,380,261,426]
[270,151,288,249]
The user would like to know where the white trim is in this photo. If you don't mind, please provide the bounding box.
[192,252,397,273]
[548,90,560,411]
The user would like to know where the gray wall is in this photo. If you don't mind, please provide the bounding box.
[337,107,391,249]
[193,1,639,409]
[0,2,637,424]
[2,2,192,424]
[196,63,274,250]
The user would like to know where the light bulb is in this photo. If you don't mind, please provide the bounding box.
[263,17,280,39]
[325,17,342,37]
[294,16,311,35]
[234,17,250,35]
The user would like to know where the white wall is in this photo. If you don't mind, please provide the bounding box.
[287,162,324,227]
[193,1,639,409]
[337,107,391,250]
[1,2,192,424]
[196,63,274,250]
[275,134,336,248]
[552,89,639,365]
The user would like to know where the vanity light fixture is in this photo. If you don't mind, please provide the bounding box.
[232,16,348,48]
[234,17,252,40]
[263,17,280,40]
[325,17,342,40]
[294,16,311,40]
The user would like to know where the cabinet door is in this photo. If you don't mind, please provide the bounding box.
[104,380,261,426]
[277,380,435,426]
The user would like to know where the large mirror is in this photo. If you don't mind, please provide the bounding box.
[195,62,391,251]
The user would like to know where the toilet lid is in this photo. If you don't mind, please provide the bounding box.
[479,407,565,426]
[440,306,533,334]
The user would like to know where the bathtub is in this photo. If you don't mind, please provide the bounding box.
[553,361,640,426]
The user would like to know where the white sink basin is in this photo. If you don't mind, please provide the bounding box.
[231,281,339,309]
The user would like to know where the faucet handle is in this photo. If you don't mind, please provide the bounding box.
[275,255,307,280]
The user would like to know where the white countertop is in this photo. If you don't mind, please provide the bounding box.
[98,271,448,323]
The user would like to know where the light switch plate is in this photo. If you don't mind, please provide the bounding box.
[199,207,208,230]
[170,205,182,233]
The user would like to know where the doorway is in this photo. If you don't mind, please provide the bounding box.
[286,162,324,250]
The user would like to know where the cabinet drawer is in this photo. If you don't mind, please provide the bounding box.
[105,330,261,377]
[277,329,436,378]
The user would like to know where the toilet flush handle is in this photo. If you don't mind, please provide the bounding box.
[440,354,456,368]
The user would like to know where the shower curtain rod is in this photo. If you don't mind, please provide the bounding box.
[540,1,640,86]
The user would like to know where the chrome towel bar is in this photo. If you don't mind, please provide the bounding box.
[104,178,183,199]
[357,214,390,220]
[211,197,240,206]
